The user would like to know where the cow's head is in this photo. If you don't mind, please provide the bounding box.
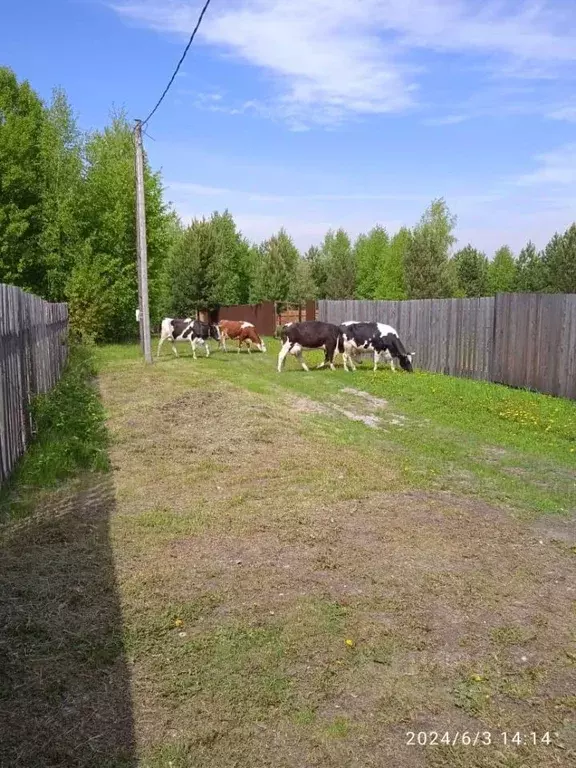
[209,324,221,341]
[399,352,414,373]
[259,340,267,353]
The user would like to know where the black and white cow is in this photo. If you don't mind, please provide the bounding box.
[340,321,394,370]
[339,322,414,373]
[277,321,341,373]
[157,318,221,359]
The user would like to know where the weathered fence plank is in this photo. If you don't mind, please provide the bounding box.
[0,284,68,487]
[318,293,576,399]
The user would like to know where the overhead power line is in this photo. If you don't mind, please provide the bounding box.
[141,0,213,127]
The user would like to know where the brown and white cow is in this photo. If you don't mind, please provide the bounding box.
[218,320,266,354]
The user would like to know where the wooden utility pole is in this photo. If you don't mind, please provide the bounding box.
[134,119,153,363]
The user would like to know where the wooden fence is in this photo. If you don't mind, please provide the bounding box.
[211,300,317,337]
[0,284,69,486]
[318,293,576,400]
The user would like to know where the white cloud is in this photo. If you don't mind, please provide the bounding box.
[516,144,576,186]
[248,191,430,203]
[423,114,468,126]
[165,181,233,195]
[112,1,576,127]
[548,104,576,122]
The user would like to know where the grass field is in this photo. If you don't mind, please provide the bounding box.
[1,338,575,767]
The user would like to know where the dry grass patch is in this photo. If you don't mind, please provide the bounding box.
[92,358,576,767]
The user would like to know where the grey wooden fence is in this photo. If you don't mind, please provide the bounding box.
[318,293,576,400]
[0,284,69,486]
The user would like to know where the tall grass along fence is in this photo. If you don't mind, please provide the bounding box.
[318,293,576,400]
[0,284,69,486]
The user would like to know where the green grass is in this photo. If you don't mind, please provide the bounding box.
[0,345,110,521]
[4,339,574,768]
[100,337,576,520]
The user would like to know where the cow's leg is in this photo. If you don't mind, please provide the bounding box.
[246,338,252,354]
[205,339,210,357]
[190,338,198,360]
[344,344,357,372]
[171,339,179,357]
[277,340,291,372]
[327,342,336,371]
[373,350,380,373]
[157,336,166,358]
[294,346,309,372]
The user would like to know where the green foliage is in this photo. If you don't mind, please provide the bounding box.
[489,245,516,294]
[542,224,576,294]
[4,63,576,331]
[163,217,216,316]
[404,198,457,298]
[66,243,127,343]
[209,210,255,306]
[251,228,300,306]
[71,111,172,338]
[0,67,47,293]
[453,245,489,297]
[375,227,409,300]
[355,226,388,299]
[0,345,109,520]
[306,245,328,299]
[515,241,546,293]
[323,228,355,299]
[39,87,83,301]
[289,257,317,303]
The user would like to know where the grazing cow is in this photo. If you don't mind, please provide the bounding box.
[339,322,414,373]
[277,321,341,373]
[218,320,267,354]
[157,318,220,359]
[340,320,394,370]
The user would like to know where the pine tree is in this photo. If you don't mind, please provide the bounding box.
[289,257,317,303]
[488,245,516,294]
[164,217,217,316]
[323,228,355,299]
[355,226,388,299]
[306,245,328,299]
[453,245,489,297]
[251,228,300,307]
[375,227,409,299]
[514,241,546,293]
[542,225,576,294]
[404,198,457,299]
[209,210,255,306]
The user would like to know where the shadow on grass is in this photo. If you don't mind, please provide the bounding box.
[0,347,135,767]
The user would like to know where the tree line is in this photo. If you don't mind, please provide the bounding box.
[167,199,576,312]
[2,67,575,343]
[0,67,174,342]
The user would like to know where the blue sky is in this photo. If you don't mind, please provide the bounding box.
[3,0,576,253]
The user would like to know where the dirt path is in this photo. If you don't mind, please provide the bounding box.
[96,356,576,768]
